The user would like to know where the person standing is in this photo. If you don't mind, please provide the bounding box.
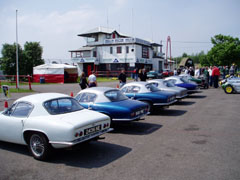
[118,69,127,88]
[194,67,200,78]
[208,66,213,87]
[79,72,88,90]
[184,67,189,74]
[139,68,147,81]
[88,71,97,87]
[212,66,220,88]
[173,68,177,76]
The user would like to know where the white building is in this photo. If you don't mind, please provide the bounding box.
[69,27,165,76]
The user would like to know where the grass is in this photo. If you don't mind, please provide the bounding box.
[0,88,34,93]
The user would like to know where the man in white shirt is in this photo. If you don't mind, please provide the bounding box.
[195,67,200,77]
[208,66,213,87]
[88,71,97,87]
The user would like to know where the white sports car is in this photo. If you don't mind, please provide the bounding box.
[0,93,112,160]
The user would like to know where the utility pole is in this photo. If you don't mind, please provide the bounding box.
[16,9,19,89]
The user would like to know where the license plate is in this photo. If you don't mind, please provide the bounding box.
[84,125,102,135]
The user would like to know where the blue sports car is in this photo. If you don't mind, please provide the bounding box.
[165,76,199,93]
[120,82,177,112]
[75,87,149,122]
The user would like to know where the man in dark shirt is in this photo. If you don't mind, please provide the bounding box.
[118,69,127,88]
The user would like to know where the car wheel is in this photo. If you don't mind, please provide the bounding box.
[225,85,233,94]
[142,101,153,113]
[28,133,51,161]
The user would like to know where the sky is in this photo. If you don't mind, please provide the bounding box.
[0,0,240,63]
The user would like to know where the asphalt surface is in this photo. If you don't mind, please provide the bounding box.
[0,82,240,180]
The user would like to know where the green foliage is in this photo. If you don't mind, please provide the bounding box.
[206,34,240,66]
[0,42,44,75]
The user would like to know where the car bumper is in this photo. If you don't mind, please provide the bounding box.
[176,94,188,99]
[49,128,113,148]
[112,112,149,121]
[153,99,177,106]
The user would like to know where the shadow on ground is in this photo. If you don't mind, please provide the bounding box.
[51,141,131,168]
[111,121,162,135]
[150,109,187,116]
[0,140,131,168]
[187,95,207,99]
[175,101,195,106]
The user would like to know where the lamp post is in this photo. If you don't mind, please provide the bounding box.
[16,9,19,89]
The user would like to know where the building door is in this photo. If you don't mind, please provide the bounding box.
[158,61,163,72]
[87,65,92,76]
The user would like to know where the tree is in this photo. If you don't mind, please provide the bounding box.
[206,34,240,66]
[0,42,44,76]
[23,42,44,75]
[0,43,24,75]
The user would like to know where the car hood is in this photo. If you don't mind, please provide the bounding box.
[57,109,109,128]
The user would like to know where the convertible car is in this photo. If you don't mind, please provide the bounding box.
[0,93,112,160]
[120,82,177,112]
[165,76,199,93]
[75,87,149,122]
[221,77,240,94]
[148,79,188,99]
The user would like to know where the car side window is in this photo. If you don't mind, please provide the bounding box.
[79,93,97,103]
[169,79,177,84]
[129,86,140,93]
[5,102,33,117]
[121,87,128,93]
[150,83,158,87]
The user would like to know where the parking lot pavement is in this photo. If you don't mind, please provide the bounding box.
[0,83,240,180]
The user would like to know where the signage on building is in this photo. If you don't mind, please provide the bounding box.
[113,59,119,63]
[104,38,150,46]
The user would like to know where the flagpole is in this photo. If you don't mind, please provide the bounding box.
[16,9,19,89]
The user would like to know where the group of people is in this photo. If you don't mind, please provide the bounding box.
[184,66,221,88]
[79,71,97,90]
[119,68,149,88]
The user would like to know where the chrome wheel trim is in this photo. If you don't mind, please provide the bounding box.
[30,134,45,157]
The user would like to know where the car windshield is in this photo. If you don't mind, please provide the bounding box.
[180,77,189,83]
[164,80,175,87]
[44,97,83,115]
[145,84,159,92]
[105,90,128,102]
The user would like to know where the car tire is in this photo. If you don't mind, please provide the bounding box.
[28,132,51,161]
[142,101,153,113]
[224,85,233,94]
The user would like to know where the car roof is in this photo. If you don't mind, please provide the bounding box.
[122,81,149,87]
[78,87,117,94]
[16,93,69,104]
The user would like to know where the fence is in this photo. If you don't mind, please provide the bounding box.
[95,70,134,78]
[0,75,32,90]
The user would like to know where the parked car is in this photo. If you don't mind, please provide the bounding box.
[120,82,177,112]
[162,69,174,77]
[148,79,188,99]
[221,77,240,94]
[179,74,201,84]
[165,76,199,93]
[0,93,112,160]
[75,87,149,122]
[147,71,163,79]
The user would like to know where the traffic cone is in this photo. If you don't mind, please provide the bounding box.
[70,92,74,97]
[4,101,8,110]
[116,84,119,88]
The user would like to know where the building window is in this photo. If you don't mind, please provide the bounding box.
[110,47,113,54]
[142,46,149,58]
[126,46,129,53]
[112,33,116,39]
[93,51,97,57]
[117,46,122,54]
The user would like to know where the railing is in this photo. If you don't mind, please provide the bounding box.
[0,75,32,90]
[95,71,134,78]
